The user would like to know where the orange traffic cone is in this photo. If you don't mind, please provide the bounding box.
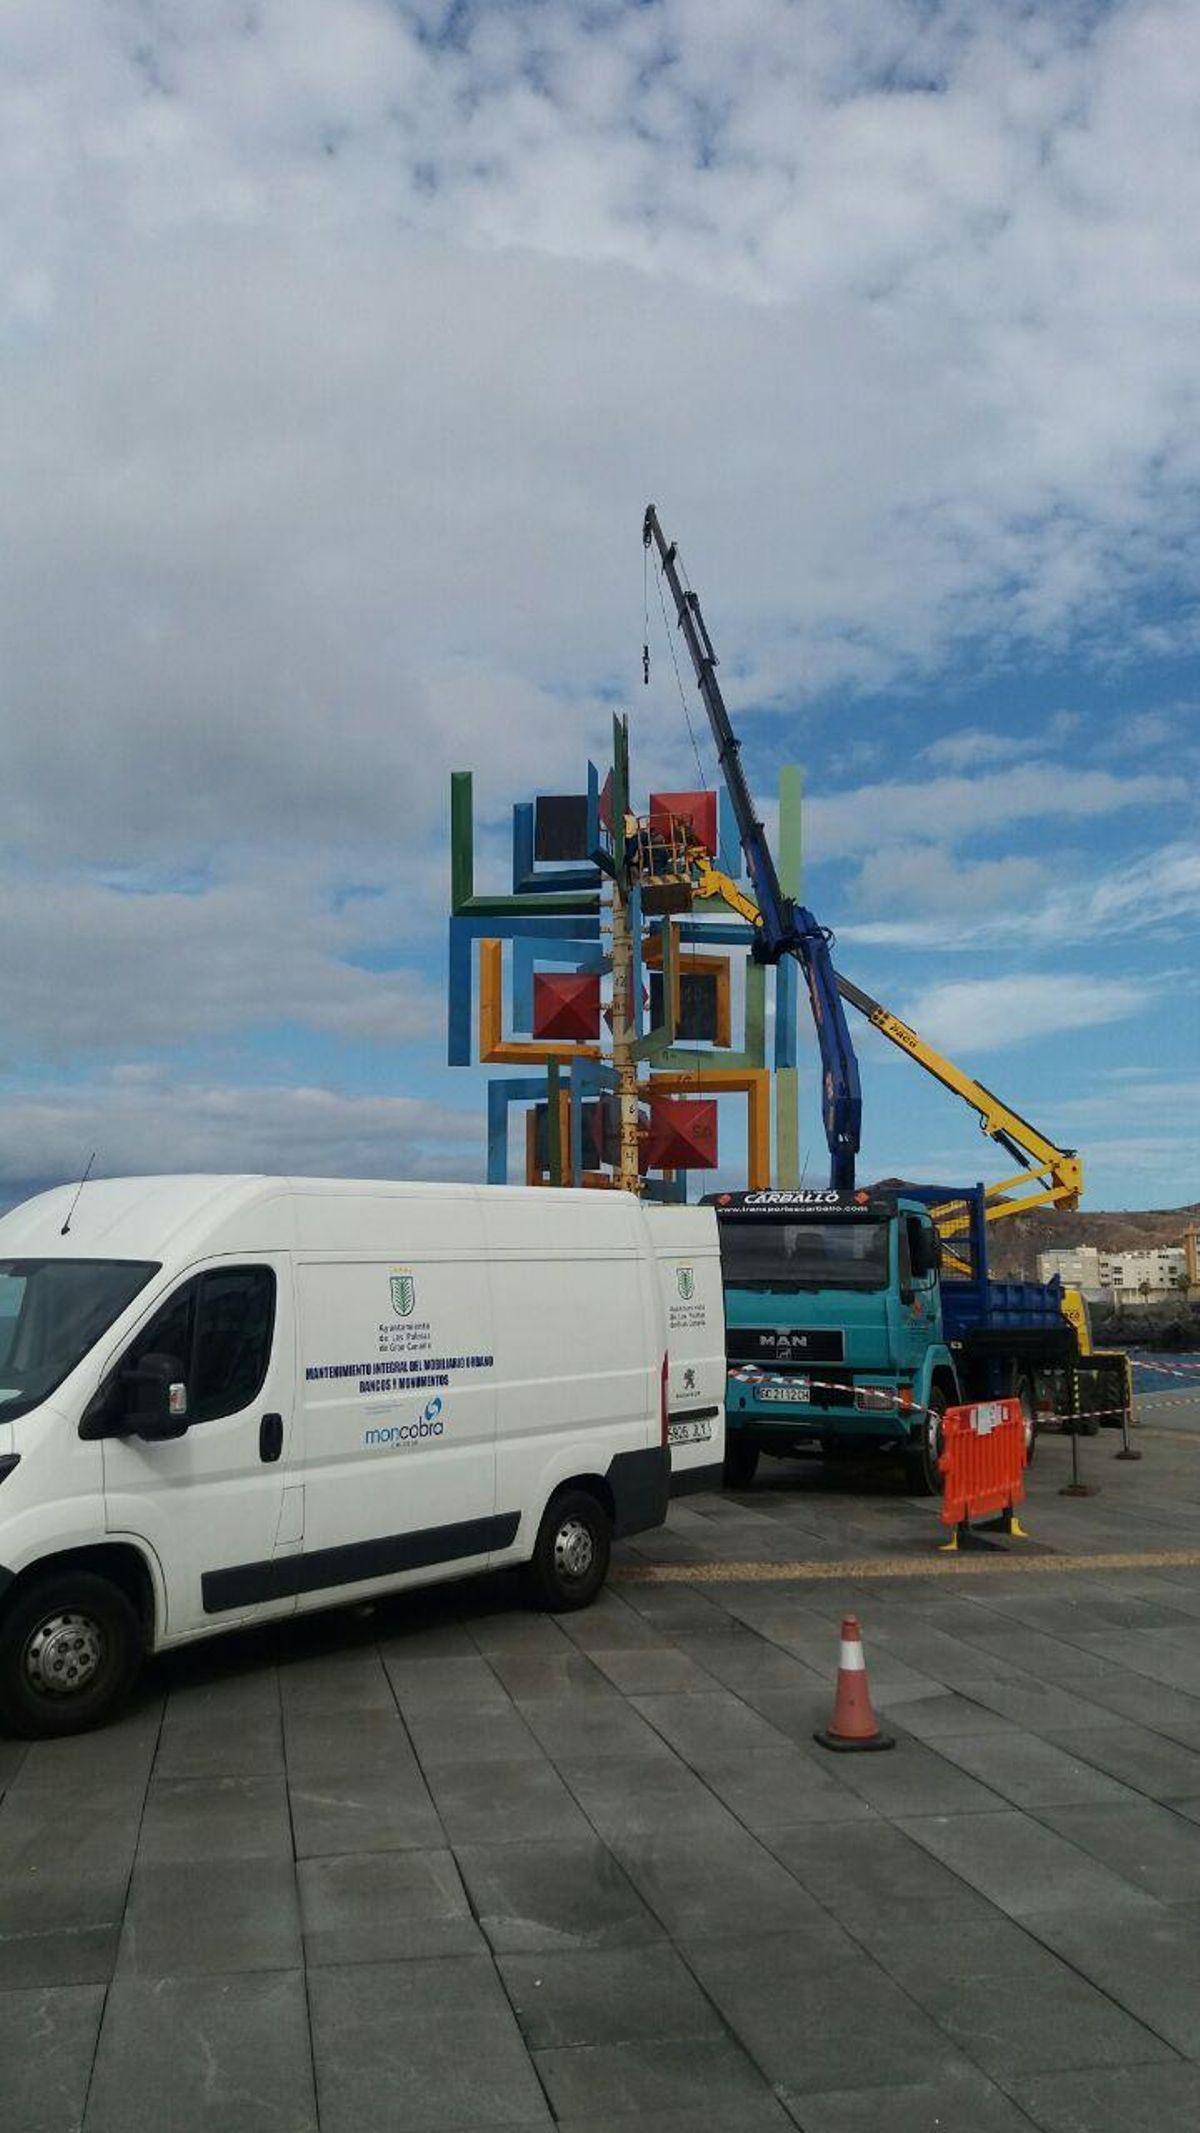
[814,1616,895,1754]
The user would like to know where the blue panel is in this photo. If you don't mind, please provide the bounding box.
[678,921,753,946]
[775,953,798,1070]
[512,803,535,893]
[486,1075,547,1185]
[718,790,743,879]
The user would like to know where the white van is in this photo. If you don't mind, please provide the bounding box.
[645,1205,726,1495]
[0,1175,671,1737]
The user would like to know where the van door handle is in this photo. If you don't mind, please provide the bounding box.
[259,1413,283,1463]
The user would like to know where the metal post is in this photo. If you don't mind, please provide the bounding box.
[609,873,642,1195]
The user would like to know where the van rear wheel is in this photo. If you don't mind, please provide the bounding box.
[526,1490,612,1613]
[0,1572,143,1739]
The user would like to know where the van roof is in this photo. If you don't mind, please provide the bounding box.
[0,1174,648,1264]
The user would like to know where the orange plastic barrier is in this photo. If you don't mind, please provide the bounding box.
[938,1397,1026,1537]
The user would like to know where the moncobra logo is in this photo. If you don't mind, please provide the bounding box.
[364,1397,444,1449]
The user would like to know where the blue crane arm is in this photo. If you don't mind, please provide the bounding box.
[642,505,862,1188]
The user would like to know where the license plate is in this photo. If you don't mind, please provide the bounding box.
[669,1416,713,1445]
[757,1380,810,1405]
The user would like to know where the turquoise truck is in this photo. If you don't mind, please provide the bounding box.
[708,1184,1122,1493]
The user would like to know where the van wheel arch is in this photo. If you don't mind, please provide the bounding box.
[0,1549,154,1738]
[2,1544,157,1644]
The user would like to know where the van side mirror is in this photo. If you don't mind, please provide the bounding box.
[117,1353,190,1440]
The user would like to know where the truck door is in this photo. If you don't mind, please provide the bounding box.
[97,1258,298,1636]
[896,1215,940,1368]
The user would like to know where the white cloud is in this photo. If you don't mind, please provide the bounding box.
[898,973,1149,1054]
[839,841,1200,951]
[808,762,1183,863]
[851,843,1043,917]
[0,1067,480,1203]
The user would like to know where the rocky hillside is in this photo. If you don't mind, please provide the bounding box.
[981,1202,1199,1281]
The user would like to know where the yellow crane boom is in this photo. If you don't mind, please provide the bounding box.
[689,858,1083,1235]
[834,973,1083,1230]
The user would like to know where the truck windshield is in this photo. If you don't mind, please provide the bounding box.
[718,1220,889,1293]
[0,1259,159,1421]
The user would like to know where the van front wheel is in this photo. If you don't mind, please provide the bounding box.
[526,1490,612,1612]
[0,1572,143,1739]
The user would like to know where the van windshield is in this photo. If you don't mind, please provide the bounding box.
[0,1259,159,1421]
[718,1219,889,1293]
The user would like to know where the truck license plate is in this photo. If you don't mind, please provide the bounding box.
[669,1415,713,1445]
[757,1380,810,1405]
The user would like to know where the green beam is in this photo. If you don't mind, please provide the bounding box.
[778,765,803,899]
[775,1067,800,1188]
[450,770,600,918]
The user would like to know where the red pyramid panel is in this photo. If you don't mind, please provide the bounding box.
[641,1097,720,1172]
[532,970,602,1042]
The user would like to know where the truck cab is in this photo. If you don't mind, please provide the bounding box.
[708,1188,958,1492]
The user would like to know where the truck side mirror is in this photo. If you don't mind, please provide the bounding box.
[117,1353,190,1440]
[912,1228,942,1279]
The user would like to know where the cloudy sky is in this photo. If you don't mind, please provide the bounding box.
[2,0,1197,1213]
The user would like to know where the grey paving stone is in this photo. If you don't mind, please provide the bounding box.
[1005,2060,1200,2132]
[611,1825,852,1948]
[403,1696,545,1765]
[694,1747,878,1832]
[0,1778,144,1874]
[491,1650,617,1701]
[498,1943,723,2049]
[928,1965,1173,2078]
[669,1629,826,1699]
[298,1846,482,1964]
[1024,1900,1200,2056]
[308,1955,551,2132]
[786,2061,1037,2133]
[383,1652,510,1706]
[454,1835,666,1953]
[1035,1799,1200,1902]
[613,1581,739,1631]
[0,1867,127,1989]
[0,1983,105,2133]
[283,1706,417,1775]
[278,1653,395,1714]
[156,1704,284,1779]
[137,1775,292,1863]
[428,1756,592,1845]
[631,1688,796,1759]
[555,2106,793,2133]
[557,1752,745,1839]
[468,1609,575,1656]
[898,1808,1163,1918]
[522,1694,674,1762]
[814,1734,1007,1817]
[685,1936,966,2093]
[116,1857,301,1977]
[860,1913,1075,1990]
[289,1765,443,1856]
[928,1729,1139,1809]
[871,1690,1019,1739]
[534,2034,775,2122]
[958,1676,1129,1733]
[83,1969,316,2133]
[585,1647,717,1695]
[1045,1723,1200,1802]
[18,1709,161,1790]
[764,1819,1010,1929]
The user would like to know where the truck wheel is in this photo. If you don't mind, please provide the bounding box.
[525,1490,612,1613]
[1014,1374,1038,1467]
[903,1392,946,1497]
[723,1436,760,1488]
[0,1572,143,1739]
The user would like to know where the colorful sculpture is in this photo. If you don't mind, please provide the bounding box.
[448,717,804,1198]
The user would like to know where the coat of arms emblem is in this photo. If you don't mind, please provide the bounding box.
[390,1273,416,1316]
[676,1266,695,1301]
